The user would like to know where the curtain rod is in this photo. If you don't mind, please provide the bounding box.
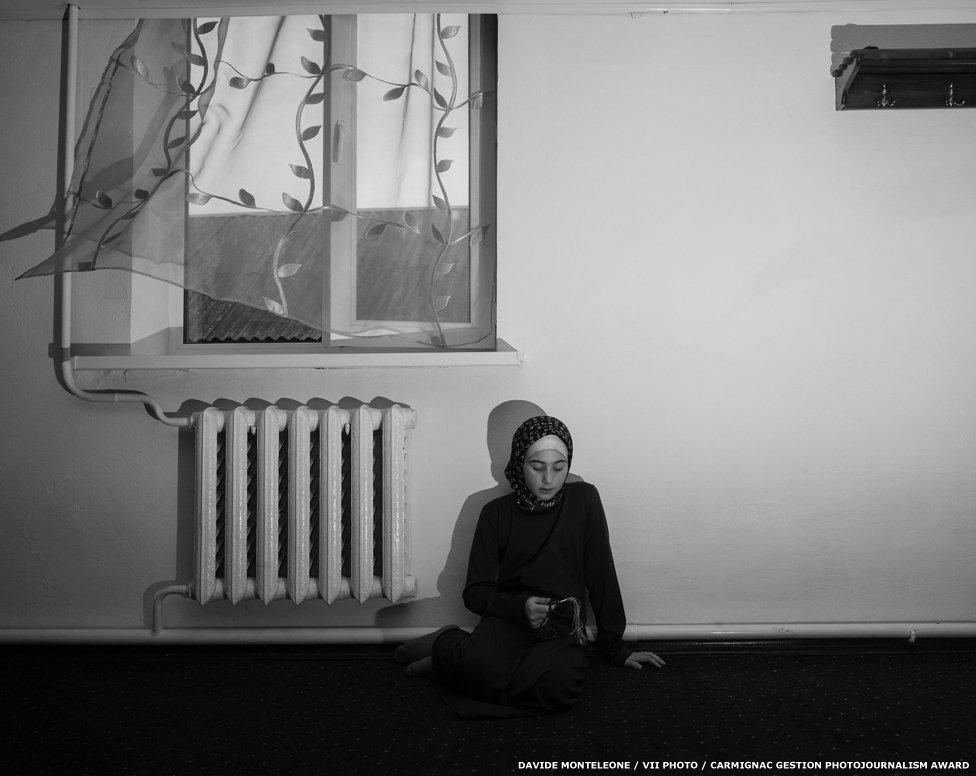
[1,0,975,21]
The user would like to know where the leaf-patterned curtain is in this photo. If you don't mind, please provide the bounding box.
[19,13,496,349]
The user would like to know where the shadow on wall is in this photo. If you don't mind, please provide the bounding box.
[141,395,406,628]
[375,399,579,629]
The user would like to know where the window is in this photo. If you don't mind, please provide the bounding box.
[181,14,496,351]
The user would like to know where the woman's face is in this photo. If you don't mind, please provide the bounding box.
[522,448,569,501]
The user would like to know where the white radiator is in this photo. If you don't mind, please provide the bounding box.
[192,404,417,607]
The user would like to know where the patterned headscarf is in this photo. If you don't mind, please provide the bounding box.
[504,415,574,512]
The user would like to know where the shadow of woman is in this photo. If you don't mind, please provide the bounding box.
[374,399,550,629]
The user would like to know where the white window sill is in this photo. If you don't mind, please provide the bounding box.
[71,339,522,370]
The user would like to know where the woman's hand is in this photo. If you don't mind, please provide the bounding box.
[624,651,666,670]
[524,596,550,629]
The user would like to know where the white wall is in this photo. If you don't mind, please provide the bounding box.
[2,7,976,634]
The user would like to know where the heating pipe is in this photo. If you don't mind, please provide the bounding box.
[55,3,190,429]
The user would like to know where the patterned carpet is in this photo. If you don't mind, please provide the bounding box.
[2,641,974,776]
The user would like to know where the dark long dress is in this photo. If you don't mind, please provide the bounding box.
[431,481,632,712]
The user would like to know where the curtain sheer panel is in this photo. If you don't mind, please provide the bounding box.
[21,13,497,350]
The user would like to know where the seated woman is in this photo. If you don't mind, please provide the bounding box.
[397,415,664,713]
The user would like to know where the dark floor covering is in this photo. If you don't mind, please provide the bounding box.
[2,640,974,776]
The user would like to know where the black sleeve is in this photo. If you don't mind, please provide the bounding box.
[461,502,531,626]
[582,485,633,667]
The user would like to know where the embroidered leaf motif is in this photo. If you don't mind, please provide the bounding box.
[435,159,453,174]
[305,92,326,105]
[229,77,248,89]
[96,191,113,209]
[414,70,429,92]
[176,108,198,120]
[431,224,446,244]
[265,62,276,75]
[238,189,255,208]
[282,193,304,212]
[187,192,211,205]
[434,295,451,311]
[178,79,195,94]
[187,52,206,67]
[436,126,457,138]
[307,27,326,42]
[437,262,455,275]
[277,263,302,278]
[131,55,150,83]
[300,125,321,141]
[383,86,406,101]
[290,164,312,180]
[403,211,418,230]
[433,88,447,109]
[301,56,321,75]
[343,68,366,82]
[167,136,186,149]
[196,21,217,34]
[134,189,149,200]
[470,92,484,110]
[151,167,167,177]
[440,25,461,39]
[366,223,387,239]
[435,60,451,76]
[263,297,284,316]
[432,195,447,211]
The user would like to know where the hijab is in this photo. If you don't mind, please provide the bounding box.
[504,415,574,512]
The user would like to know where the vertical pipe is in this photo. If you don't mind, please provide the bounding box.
[55,4,79,381]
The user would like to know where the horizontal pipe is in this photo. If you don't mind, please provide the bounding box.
[4,621,976,645]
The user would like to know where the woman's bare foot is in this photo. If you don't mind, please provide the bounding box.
[406,657,434,677]
[394,625,457,665]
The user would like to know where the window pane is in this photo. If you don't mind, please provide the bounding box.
[356,207,470,324]
[353,14,471,327]
[185,212,325,343]
[184,16,327,343]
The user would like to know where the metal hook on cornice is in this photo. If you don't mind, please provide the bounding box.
[875,83,896,109]
[946,83,966,108]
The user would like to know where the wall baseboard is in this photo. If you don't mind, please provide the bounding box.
[2,621,976,645]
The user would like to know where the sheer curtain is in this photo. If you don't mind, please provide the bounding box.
[19,13,496,349]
